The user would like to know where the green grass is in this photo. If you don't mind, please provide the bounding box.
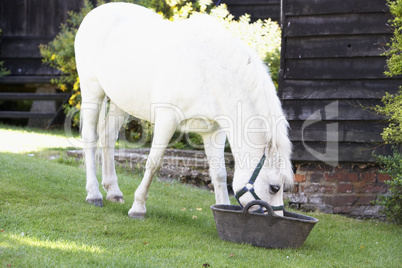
[0,125,401,267]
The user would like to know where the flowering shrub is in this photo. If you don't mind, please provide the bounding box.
[40,0,281,138]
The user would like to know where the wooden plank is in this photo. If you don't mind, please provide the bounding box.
[226,5,280,20]
[284,57,388,80]
[291,142,394,163]
[0,0,27,36]
[281,79,401,100]
[285,35,390,59]
[0,0,86,37]
[284,13,391,37]
[222,0,279,5]
[0,111,55,119]
[282,99,384,121]
[288,120,386,143]
[1,58,60,76]
[0,36,52,58]
[0,93,70,101]
[284,0,388,16]
[0,75,59,84]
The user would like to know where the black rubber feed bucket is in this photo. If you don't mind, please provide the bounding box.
[211,200,318,249]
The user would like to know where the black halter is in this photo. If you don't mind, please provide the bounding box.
[234,153,284,212]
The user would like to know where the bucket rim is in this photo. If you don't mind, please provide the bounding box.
[210,203,319,224]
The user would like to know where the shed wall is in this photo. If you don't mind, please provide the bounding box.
[279,0,400,163]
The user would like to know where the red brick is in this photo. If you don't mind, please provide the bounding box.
[297,163,332,172]
[356,183,388,194]
[294,174,306,182]
[360,173,376,183]
[304,184,334,194]
[338,182,353,193]
[325,195,358,206]
[356,195,377,205]
[291,184,299,193]
[325,172,359,182]
[378,173,391,183]
[309,173,323,183]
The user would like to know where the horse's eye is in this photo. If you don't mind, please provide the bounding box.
[269,184,281,194]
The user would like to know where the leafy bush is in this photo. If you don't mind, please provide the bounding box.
[40,0,282,148]
[374,0,402,144]
[373,0,402,224]
[384,0,402,77]
[375,149,402,224]
[375,91,402,144]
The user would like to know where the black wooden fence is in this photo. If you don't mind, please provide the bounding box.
[279,0,400,163]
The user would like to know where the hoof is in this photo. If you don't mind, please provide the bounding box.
[128,211,146,219]
[87,198,104,207]
[106,195,125,204]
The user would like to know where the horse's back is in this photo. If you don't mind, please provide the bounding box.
[75,3,161,72]
[75,3,269,122]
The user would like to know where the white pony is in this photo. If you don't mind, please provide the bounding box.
[75,2,293,218]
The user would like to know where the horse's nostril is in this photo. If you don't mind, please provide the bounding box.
[270,184,280,193]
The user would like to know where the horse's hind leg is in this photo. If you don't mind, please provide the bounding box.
[80,80,105,207]
[128,111,180,219]
[201,129,230,205]
[99,102,128,204]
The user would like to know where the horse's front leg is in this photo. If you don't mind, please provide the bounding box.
[128,112,180,219]
[201,128,230,205]
[99,102,128,204]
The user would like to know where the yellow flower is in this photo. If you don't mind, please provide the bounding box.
[73,83,79,91]
[75,102,81,110]
[60,84,67,91]
[69,94,77,105]
[73,77,80,91]
[50,54,56,61]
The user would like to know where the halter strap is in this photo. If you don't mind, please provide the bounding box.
[234,153,284,212]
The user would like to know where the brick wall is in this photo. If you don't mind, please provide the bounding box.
[287,162,391,218]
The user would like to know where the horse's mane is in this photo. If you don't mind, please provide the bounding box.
[181,15,294,187]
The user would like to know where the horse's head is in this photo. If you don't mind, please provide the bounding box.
[234,147,294,217]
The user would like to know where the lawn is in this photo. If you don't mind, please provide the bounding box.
[0,125,401,267]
